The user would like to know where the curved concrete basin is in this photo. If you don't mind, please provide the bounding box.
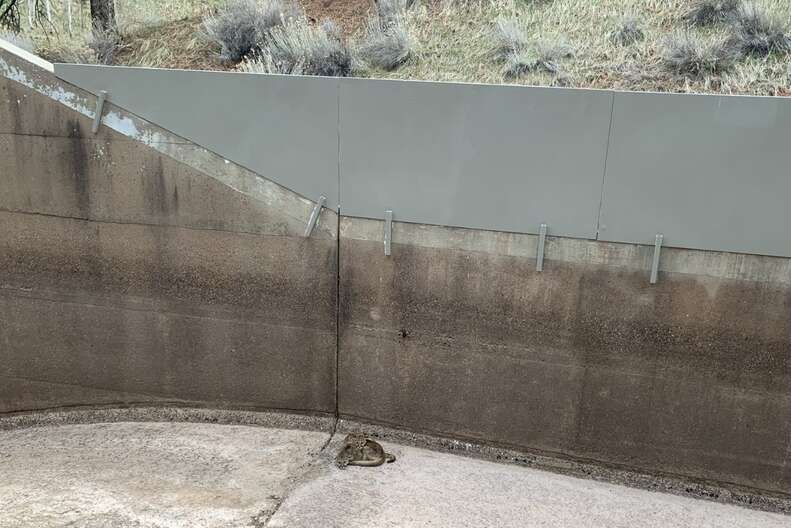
[1,408,789,528]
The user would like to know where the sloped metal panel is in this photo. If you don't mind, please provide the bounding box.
[339,79,613,238]
[600,92,791,257]
[54,65,340,207]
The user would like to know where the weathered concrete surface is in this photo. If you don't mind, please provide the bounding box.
[0,47,335,239]
[0,76,335,238]
[0,422,330,527]
[0,407,337,433]
[1,419,787,528]
[269,434,789,528]
[0,48,337,414]
[0,208,336,413]
[339,218,791,496]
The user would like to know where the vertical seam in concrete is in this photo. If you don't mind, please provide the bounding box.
[595,93,616,240]
[334,217,341,420]
[334,80,341,419]
[336,79,342,212]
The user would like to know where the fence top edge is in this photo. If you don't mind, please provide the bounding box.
[51,62,791,103]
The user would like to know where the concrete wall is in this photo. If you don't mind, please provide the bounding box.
[338,218,791,496]
[0,48,337,414]
[4,44,791,499]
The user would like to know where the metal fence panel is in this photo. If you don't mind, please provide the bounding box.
[339,79,613,239]
[599,92,791,257]
[54,65,340,207]
[53,64,791,256]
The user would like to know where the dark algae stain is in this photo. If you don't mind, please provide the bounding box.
[66,118,91,217]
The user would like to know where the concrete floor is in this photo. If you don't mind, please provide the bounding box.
[0,422,787,528]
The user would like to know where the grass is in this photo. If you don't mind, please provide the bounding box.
[3,0,790,95]
[683,0,743,27]
[379,0,791,95]
[609,16,645,47]
[661,30,736,77]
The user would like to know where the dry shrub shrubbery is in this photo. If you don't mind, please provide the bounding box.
[355,0,414,71]
[684,0,743,27]
[491,17,572,79]
[662,31,737,76]
[203,0,300,62]
[610,16,645,47]
[241,19,353,76]
[728,2,791,57]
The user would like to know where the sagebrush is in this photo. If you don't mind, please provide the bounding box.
[203,0,299,62]
[662,31,737,76]
[241,19,352,76]
[684,0,743,27]
[356,2,413,72]
[728,2,791,57]
[610,16,645,46]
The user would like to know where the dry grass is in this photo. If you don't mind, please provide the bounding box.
[115,18,228,70]
[0,30,34,52]
[5,0,791,95]
[661,30,737,77]
[371,0,791,95]
[683,0,743,27]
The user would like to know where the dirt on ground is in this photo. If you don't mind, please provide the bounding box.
[116,17,230,71]
[116,0,372,71]
[300,0,373,36]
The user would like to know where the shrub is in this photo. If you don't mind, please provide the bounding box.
[491,18,528,62]
[320,19,342,42]
[242,19,353,77]
[662,31,737,76]
[88,27,121,65]
[356,17,412,71]
[728,3,790,57]
[203,0,300,62]
[502,40,573,79]
[610,17,645,47]
[375,0,413,29]
[683,0,743,27]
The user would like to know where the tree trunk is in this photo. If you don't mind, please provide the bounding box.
[89,0,115,31]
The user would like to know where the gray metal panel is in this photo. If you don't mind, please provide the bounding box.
[600,92,791,257]
[339,79,613,238]
[54,65,339,207]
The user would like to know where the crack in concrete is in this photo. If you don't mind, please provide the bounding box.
[0,207,303,240]
[255,417,340,527]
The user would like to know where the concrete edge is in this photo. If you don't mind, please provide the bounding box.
[0,47,337,239]
[0,404,337,435]
[335,417,791,517]
[340,217,791,285]
[0,37,53,72]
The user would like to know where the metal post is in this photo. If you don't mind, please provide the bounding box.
[384,210,393,256]
[91,90,108,135]
[536,223,547,272]
[650,234,663,285]
[303,195,326,237]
